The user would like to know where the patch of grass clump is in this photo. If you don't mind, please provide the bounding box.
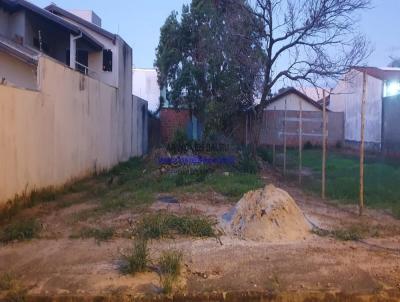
[0,273,27,301]
[159,250,183,278]
[160,274,174,295]
[312,225,379,241]
[70,227,114,242]
[135,213,215,240]
[0,273,16,291]
[205,173,263,199]
[0,187,58,223]
[0,219,41,243]
[174,167,211,187]
[158,250,183,295]
[101,157,145,185]
[121,239,149,275]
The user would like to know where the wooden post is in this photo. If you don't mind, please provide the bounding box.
[273,106,276,166]
[283,99,287,176]
[359,71,367,216]
[299,98,303,184]
[322,90,327,199]
[245,114,248,146]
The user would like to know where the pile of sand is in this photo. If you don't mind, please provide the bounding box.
[221,185,311,242]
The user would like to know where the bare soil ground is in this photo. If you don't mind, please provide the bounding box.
[1,165,400,300]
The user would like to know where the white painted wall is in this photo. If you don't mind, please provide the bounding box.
[265,92,321,111]
[0,51,37,90]
[54,15,120,88]
[0,56,142,204]
[132,68,160,112]
[330,70,383,144]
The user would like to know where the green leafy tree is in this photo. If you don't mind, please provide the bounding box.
[155,0,261,138]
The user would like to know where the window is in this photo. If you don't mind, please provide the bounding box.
[103,49,113,72]
[383,80,400,98]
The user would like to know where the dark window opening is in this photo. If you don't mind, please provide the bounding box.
[66,49,89,74]
[103,49,112,72]
[33,37,49,53]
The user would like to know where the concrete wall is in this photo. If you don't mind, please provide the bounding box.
[382,95,400,154]
[258,111,344,147]
[132,68,160,112]
[0,51,37,89]
[134,96,149,155]
[331,70,383,146]
[265,93,321,112]
[0,56,142,204]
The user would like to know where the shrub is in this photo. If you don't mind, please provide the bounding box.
[167,130,192,154]
[236,147,259,174]
[0,219,41,243]
[304,141,314,150]
[257,147,273,164]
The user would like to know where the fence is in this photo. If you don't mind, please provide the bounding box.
[257,84,400,219]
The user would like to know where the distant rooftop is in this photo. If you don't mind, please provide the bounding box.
[68,9,102,27]
[354,66,400,81]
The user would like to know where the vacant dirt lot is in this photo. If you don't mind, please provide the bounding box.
[0,162,399,301]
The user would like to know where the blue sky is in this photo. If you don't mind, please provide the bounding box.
[30,0,400,68]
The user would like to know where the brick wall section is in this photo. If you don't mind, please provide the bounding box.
[160,108,191,143]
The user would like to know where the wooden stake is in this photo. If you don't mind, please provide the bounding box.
[322,90,327,199]
[360,71,367,216]
[273,106,276,166]
[299,98,303,184]
[283,99,287,177]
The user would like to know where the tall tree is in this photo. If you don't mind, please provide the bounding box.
[155,0,261,137]
[228,0,371,147]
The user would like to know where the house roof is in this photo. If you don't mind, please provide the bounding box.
[0,0,104,50]
[353,67,400,81]
[267,87,329,111]
[0,35,38,65]
[45,4,117,42]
